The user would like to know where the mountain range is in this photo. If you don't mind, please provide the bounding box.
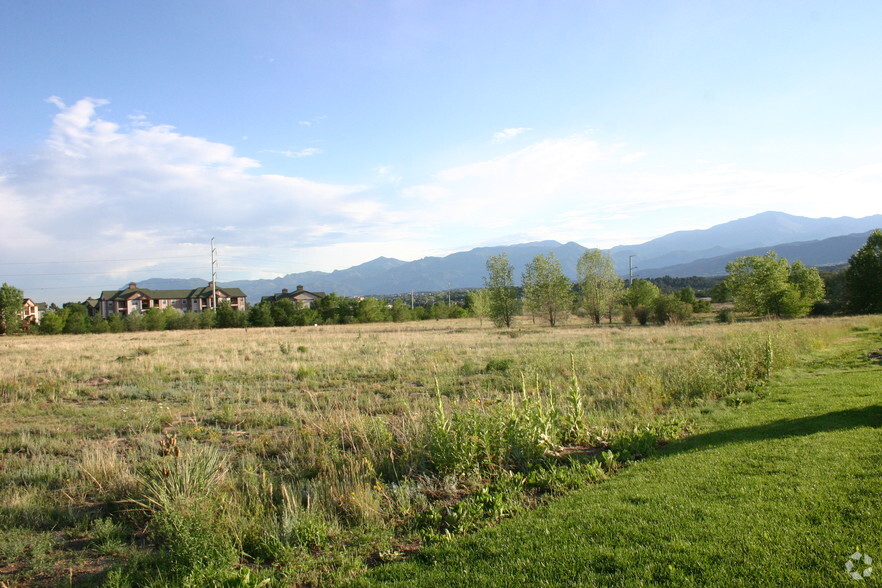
[137,211,881,300]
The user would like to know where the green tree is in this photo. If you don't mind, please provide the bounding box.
[62,303,91,334]
[126,311,145,332]
[815,268,847,316]
[0,283,24,335]
[248,302,275,327]
[271,299,297,327]
[724,251,824,318]
[623,279,660,308]
[161,307,183,329]
[143,307,168,331]
[653,294,693,325]
[90,315,110,334]
[710,281,733,303]
[356,298,388,323]
[465,289,491,326]
[106,313,126,333]
[39,310,66,335]
[389,299,411,323]
[197,309,216,329]
[317,293,351,324]
[576,249,623,324]
[675,286,697,307]
[216,300,245,328]
[484,253,520,328]
[845,229,882,314]
[522,253,574,327]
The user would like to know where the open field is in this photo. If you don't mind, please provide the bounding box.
[1,315,878,586]
[359,321,882,586]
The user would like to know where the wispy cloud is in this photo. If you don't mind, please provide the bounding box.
[0,98,380,295]
[298,116,327,127]
[266,147,323,158]
[492,127,531,142]
[5,98,882,304]
[396,132,882,248]
[375,165,403,184]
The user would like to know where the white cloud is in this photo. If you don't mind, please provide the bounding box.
[5,98,882,304]
[375,165,403,184]
[492,127,531,142]
[0,98,386,300]
[266,147,322,158]
[394,132,882,248]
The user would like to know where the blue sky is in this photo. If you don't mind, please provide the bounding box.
[2,1,881,303]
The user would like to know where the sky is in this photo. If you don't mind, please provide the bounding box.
[2,1,881,304]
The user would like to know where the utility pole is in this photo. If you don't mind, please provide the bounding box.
[628,255,637,287]
[211,237,218,311]
[410,290,414,309]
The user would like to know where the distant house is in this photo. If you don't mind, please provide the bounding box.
[20,298,44,325]
[261,285,325,308]
[97,282,247,318]
[83,297,101,317]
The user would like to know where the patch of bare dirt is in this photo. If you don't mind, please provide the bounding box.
[83,376,110,386]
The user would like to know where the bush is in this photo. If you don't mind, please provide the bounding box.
[127,444,237,582]
[693,299,712,313]
[634,305,651,326]
[653,295,693,325]
[717,308,736,324]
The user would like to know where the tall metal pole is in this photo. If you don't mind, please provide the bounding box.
[628,255,637,287]
[211,237,218,310]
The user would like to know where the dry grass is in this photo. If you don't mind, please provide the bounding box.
[0,315,876,586]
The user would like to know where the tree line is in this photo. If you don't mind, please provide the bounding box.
[0,290,472,335]
[481,228,882,327]
[2,229,880,335]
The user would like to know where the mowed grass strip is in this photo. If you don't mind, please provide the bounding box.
[358,339,882,586]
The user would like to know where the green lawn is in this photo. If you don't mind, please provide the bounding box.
[358,331,882,586]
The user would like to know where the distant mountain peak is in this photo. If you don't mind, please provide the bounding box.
[510,240,563,248]
[132,211,881,301]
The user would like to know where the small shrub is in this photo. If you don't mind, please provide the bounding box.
[128,445,236,581]
[717,308,736,324]
[634,305,651,326]
[89,517,129,556]
[485,358,514,373]
[693,299,712,313]
[458,359,481,376]
[653,295,692,325]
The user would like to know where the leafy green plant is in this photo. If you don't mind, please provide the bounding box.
[717,308,736,324]
[485,358,515,373]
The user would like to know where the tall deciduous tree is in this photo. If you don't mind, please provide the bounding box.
[0,283,24,335]
[577,249,624,324]
[845,229,882,314]
[465,289,491,326]
[724,251,824,318]
[522,253,573,327]
[484,254,520,328]
[623,279,660,308]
